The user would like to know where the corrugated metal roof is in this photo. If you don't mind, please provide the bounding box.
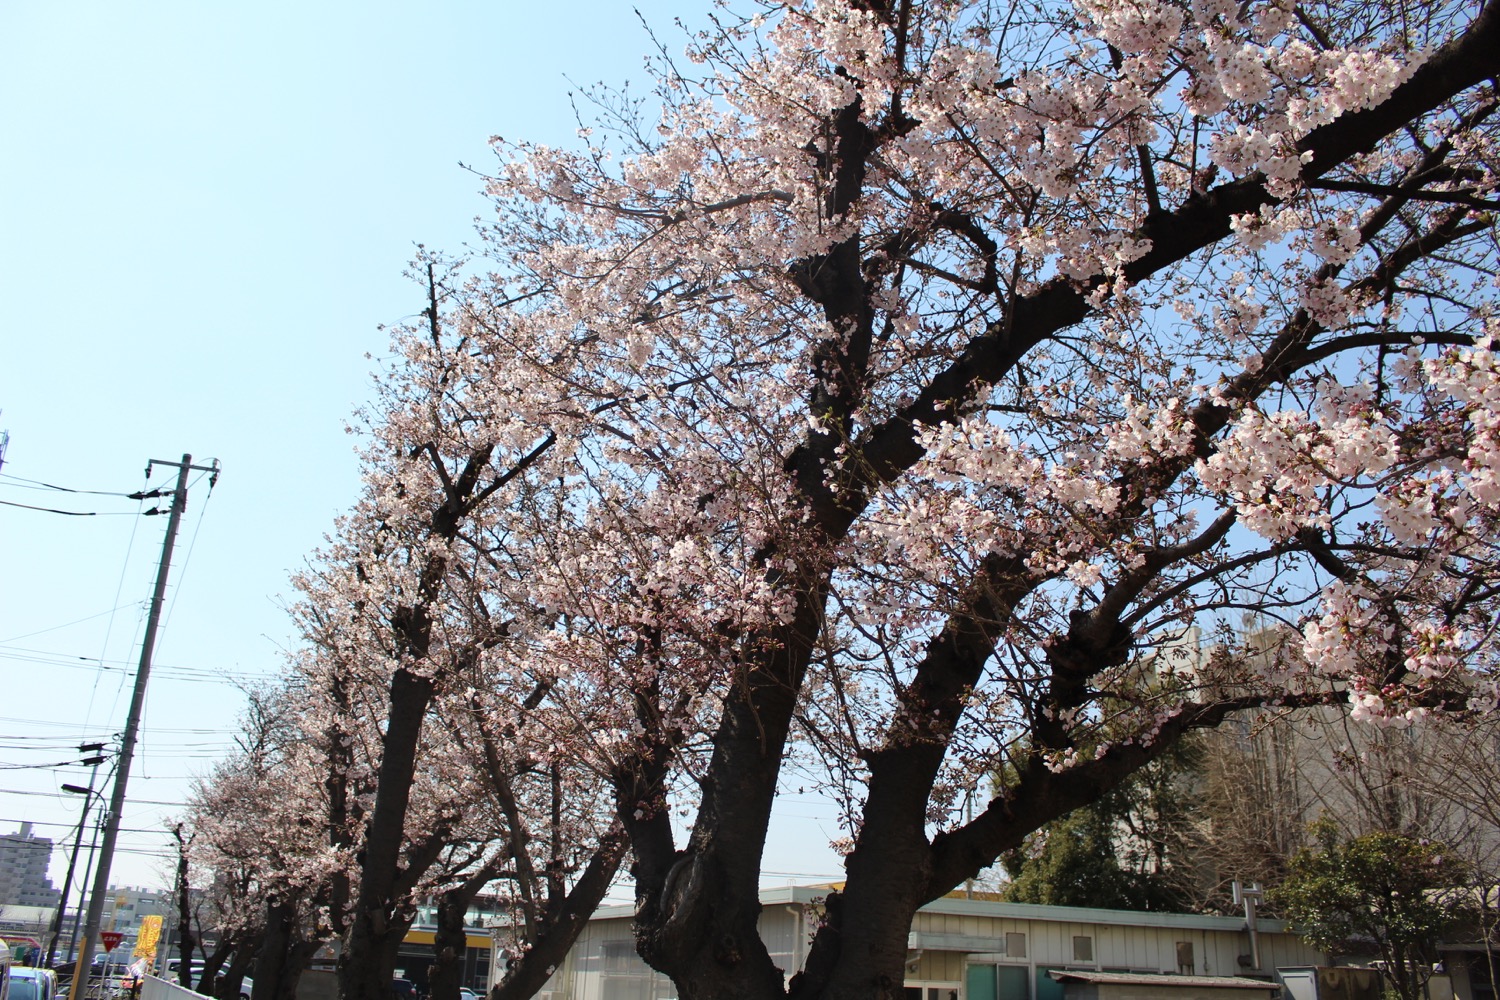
[1047,970,1279,990]
[590,884,1296,934]
[765,884,1295,933]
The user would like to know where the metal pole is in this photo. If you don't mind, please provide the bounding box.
[46,758,104,967]
[1234,879,1264,971]
[67,810,103,966]
[67,455,196,1000]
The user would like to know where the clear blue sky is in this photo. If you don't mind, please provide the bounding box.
[0,2,846,900]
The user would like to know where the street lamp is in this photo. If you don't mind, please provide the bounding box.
[67,810,106,970]
[46,750,108,969]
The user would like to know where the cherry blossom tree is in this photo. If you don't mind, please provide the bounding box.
[182,686,337,1000]
[420,663,625,1000]
[356,0,1500,999]
[286,263,630,1000]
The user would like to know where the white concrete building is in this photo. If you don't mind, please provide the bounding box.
[0,824,60,910]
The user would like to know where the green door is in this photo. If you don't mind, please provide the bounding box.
[1034,967,1066,1000]
[967,965,998,1000]
[998,966,1029,1000]
[966,964,1029,1000]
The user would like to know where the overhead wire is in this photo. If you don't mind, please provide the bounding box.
[0,718,241,735]
[0,647,269,686]
[0,603,146,644]
[0,740,107,751]
[0,819,166,834]
[0,642,275,677]
[0,749,233,763]
[87,468,153,741]
[0,737,236,751]
[0,498,142,516]
[107,462,222,784]
[0,761,111,779]
[0,783,191,805]
[0,465,244,878]
[115,461,203,767]
[0,472,144,497]
[157,465,218,636]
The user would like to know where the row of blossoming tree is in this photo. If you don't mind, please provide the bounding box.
[184,0,1500,998]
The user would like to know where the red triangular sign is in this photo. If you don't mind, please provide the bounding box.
[101,932,124,952]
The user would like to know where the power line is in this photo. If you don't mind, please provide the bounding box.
[0,498,146,516]
[0,719,241,735]
[0,819,165,834]
[0,642,276,676]
[0,646,273,685]
[0,472,145,497]
[0,736,116,745]
[0,788,186,806]
[0,761,109,779]
[157,468,218,636]
[0,604,146,644]
[0,739,236,752]
[0,718,118,733]
[89,478,150,741]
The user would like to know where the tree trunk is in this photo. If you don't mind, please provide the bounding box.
[424,888,472,1000]
[626,591,829,1000]
[339,666,437,1000]
[491,835,628,1000]
[379,903,420,988]
[173,827,197,989]
[212,934,262,1000]
[252,896,315,1000]
[201,935,232,995]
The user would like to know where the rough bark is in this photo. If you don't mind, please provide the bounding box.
[172,825,197,989]
[425,886,477,1000]
[212,934,262,1000]
[252,897,316,1000]
[491,832,631,1000]
[339,666,437,1000]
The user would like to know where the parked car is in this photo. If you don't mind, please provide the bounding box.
[459,988,481,1000]
[163,959,204,986]
[10,967,59,1000]
[391,978,418,1000]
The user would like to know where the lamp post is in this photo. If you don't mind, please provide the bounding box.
[46,750,108,969]
[66,795,107,969]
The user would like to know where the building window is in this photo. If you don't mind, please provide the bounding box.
[600,941,676,1000]
[1175,942,1194,973]
[1072,937,1093,962]
[1005,933,1027,959]
[1470,955,1495,1000]
[904,981,959,1000]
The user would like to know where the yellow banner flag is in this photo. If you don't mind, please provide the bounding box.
[134,915,164,959]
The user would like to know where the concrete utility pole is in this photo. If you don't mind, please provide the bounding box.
[67,454,219,1000]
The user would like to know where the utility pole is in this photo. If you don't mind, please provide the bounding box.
[67,454,219,1000]
[46,745,108,967]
